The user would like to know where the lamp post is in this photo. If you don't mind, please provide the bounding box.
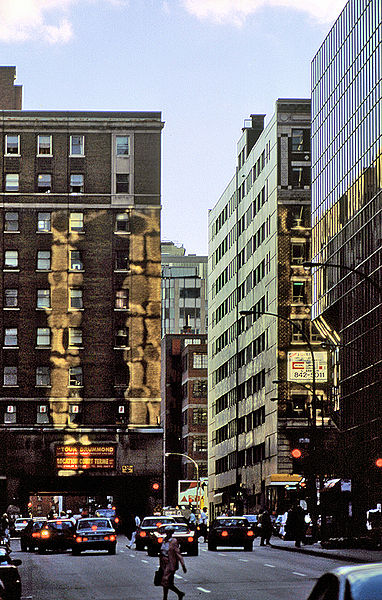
[240,309,319,534]
[165,452,200,512]
[302,261,382,295]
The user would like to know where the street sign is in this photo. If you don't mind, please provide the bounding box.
[122,465,134,474]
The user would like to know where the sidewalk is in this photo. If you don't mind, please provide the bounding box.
[267,538,382,564]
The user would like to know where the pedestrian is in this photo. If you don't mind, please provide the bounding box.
[126,514,140,549]
[158,526,187,600]
[286,503,306,547]
[258,508,272,546]
[188,510,196,531]
[198,507,208,542]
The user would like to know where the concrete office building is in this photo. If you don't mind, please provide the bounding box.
[310,0,381,528]
[161,241,207,336]
[208,102,331,515]
[0,67,164,518]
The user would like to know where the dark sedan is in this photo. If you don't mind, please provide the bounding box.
[207,517,254,551]
[72,518,116,555]
[35,519,75,553]
[94,508,121,532]
[20,519,46,552]
[147,524,198,556]
[135,516,177,551]
[0,548,22,600]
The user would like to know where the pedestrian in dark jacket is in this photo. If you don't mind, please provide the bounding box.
[286,503,306,547]
[159,527,187,599]
[259,509,273,546]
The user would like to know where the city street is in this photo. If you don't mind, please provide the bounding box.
[15,536,352,600]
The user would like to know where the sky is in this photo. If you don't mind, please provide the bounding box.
[0,0,348,255]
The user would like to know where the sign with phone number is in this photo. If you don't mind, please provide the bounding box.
[287,351,327,382]
[55,445,116,470]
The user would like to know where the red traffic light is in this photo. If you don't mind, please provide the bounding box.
[291,448,302,459]
[375,458,382,468]
[152,482,160,490]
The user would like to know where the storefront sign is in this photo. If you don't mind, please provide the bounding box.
[287,351,327,382]
[55,445,116,470]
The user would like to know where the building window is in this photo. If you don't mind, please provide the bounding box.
[193,437,207,452]
[69,366,83,387]
[37,289,50,309]
[291,167,310,189]
[70,250,83,270]
[37,250,51,270]
[36,327,51,347]
[4,328,17,347]
[69,328,83,347]
[37,212,51,232]
[291,320,305,342]
[192,408,207,425]
[290,394,307,417]
[291,242,306,264]
[37,174,52,193]
[4,405,16,424]
[5,135,20,155]
[37,404,49,424]
[69,289,83,309]
[4,289,18,308]
[115,250,129,271]
[36,366,50,386]
[311,323,321,343]
[70,212,84,232]
[291,129,304,152]
[70,174,84,193]
[115,289,129,309]
[115,213,130,232]
[193,353,207,369]
[3,366,17,386]
[115,328,129,348]
[37,135,52,155]
[4,250,18,269]
[116,136,129,156]
[292,281,306,303]
[4,211,19,232]
[192,380,207,397]
[70,135,84,156]
[116,174,129,194]
[5,173,19,192]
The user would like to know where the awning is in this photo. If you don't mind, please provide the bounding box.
[267,474,303,487]
[213,492,223,504]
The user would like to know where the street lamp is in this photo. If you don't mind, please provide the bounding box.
[303,261,382,294]
[165,452,200,512]
[240,309,319,533]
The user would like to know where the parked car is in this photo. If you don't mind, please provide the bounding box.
[72,518,116,555]
[94,508,121,532]
[306,563,382,600]
[10,519,31,538]
[208,517,254,551]
[147,523,198,556]
[0,548,22,600]
[35,519,75,554]
[135,516,177,551]
[20,519,46,552]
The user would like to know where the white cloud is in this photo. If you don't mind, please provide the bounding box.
[0,0,127,44]
[182,0,349,26]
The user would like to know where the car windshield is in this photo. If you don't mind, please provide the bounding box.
[244,515,258,522]
[215,519,248,527]
[95,509,115,518]
[48,521,73,531]
[77,519,109,530]
[142,518,174,527]
[158,525,189,533]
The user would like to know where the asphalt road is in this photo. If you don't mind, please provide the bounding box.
[13,536,352,600]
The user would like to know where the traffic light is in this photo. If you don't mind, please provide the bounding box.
[375,458,382,468]
[291,448,302,459]
[151,482,160,492]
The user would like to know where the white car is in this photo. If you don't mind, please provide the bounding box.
[307,563,382,600]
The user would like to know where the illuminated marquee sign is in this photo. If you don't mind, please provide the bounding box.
[55,445,116,470]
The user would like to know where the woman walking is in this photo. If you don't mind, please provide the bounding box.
[159,526,187,600]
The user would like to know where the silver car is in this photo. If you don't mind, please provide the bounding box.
[307,563,382,600]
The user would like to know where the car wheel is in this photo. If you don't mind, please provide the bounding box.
[72,548,81,556]
[108,546,116,555]
[20,542,27,552]
[147,547,157,557]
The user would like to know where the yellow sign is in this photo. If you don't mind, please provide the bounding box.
[122,465,134,474]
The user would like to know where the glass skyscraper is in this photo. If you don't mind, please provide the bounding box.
[311,0,381,528]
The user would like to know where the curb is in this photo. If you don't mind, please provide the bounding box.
[270,543,382,564]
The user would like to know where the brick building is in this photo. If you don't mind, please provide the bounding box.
[0,67,164,519]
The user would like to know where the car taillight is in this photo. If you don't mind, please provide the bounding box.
[32,532,39,538]
[41,530,50,538]
[221,530,228,537]
[76,537,82,543]
[110,535,116,542]
[139,531,146,537]
[157,537,164,543]
[156,522,162,528]
[83,537,88,541]
[91,525,97,531]
[247,530,254,537]
[104,536,109,541]
[187,537,194,542]
[114,517,119,524]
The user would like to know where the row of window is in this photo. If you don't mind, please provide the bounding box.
[3,287,129,310]
[3,365,84,387]
[2,326,129,348]
[215,443,265,474]
[0,403,127,425]
[3,248,129,271]
[182,407,208,426]
[3,134,130,157]
[3,211,130,233]
[2,172,129,194]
